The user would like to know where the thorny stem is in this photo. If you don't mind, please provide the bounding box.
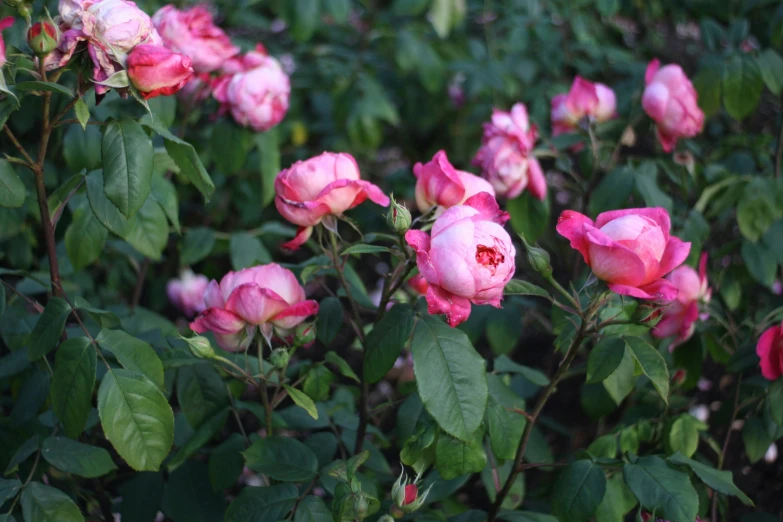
[712,375,742,522]
[545,274,581,311]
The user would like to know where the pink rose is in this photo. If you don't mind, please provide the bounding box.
[274,152,390,250]
[167,269,209,317]
[551,77,616,136]
[652,253,711,347]
[152,5,239,73]
[757,322,783,381]
[190,264,318,351]
[0,17,13,68]
[225,56,289,132]
[405,193,516,327]
[642,59,704,152]
[556,207,691,301]
[127,44,193,99]
[414,150,495,213]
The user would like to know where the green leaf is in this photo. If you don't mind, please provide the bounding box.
[693,63,723,118]
[428,0,467,38]
[161,460,224,522]
[507,192,550,243]
[176,364,229,429]
[737,178,778,242]
[282,384,318,420]
[167,409,229,471]
[65,203,108,270]
[341,244,391,256]
[41,437,117,478]
[503,279,550,299]
[5,437,39,475]
[742,418,773,463]
[96,329,164,389]
[316,296,342,346]
[596,0,619,16]
[757,49,783,95]
[588,167,634,217]
[102,119,154,218]
[0,283,4,321]
[552,460,607,522]
[150,174,180,234]
[125,197,169,260]
[119,472,165,522]
[21,482,84,522]
[293,496,333,522]
[15,81,74,97]
[323,0,351,23]
[364,303,415,383]
[435,432,487,480]
[497,512,558,522]
[0,160,24,208]
[667,414,704,458]
[493,356,549,386]
[288,0,320,42]
[51,337,96,439]
[98,369,174,471]
[156,127,215,200]
[411,314,488,442]
[602,345,635,405]
[0,478,22,507]
[302,365,334,402]
[668,453,753,506]
[64,125,102,172]
[768,380,783,427]
[624,336,669,404]
[256,128,280,208]
[741,240,776,287]
[86,170,132,238]
[486,374,526,460]
[595,473,637,522]
[211,120,251,174]
[242,436,318,482]
[324,352,359,382]
[230,233,271,270]
[47,173,85,223]
[587,435,617,459]
[29,297,71,360]
[74,98,90,130]
[633,162,672,213]
[699,19,725,51]
[587,337,627,384]
[209,433,245,491]
[722,55,764,120]
[622,456,698,522]
[223,484,298,522]
[180,227,215,266]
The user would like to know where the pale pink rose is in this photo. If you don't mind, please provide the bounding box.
[274,152,390,250]
[225,56,289,131]
[190,264,318,351]
[210,44,270,102]
[414,150,495,213]
[152,5,239,73]
[166,269,209,317]
[551,77,617,136]
[0,17,13,68]
[653,253,711,348]
[126,44,192,99]
[756,322,783,381]
[556,207,691,301]
[405,193,516,327]
[642,59,704,152]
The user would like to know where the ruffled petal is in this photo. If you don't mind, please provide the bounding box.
[224,283,290,325]
[281,226,313,251]
[425,285,473,327]
[405,230,439,285]
[595,208,671,236]
[203,280,224,308]
[645,58,661,84]
[652,312,683,339]
[271,300,320,330]
[556,210,594,263]
[526,158,547,201]
[608,278,679,301]
[585,228,646,286]
[190,308,246,334]
[757,326,783,381]
[274,195,331,228]
[463,192,509,225]
[656,237,691,279]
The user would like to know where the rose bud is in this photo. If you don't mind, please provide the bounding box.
[642,59,704,152]
[756,321,783,381]
[190,264,319,351]
[167,269,209,317]
[269,347,290,370]
[551,76,616,136]
[0,17,14,68]
[386,196,412,234]
[183,335,214,359]
[391,469,430,514]
[556,207,691,301]
[274,152,390,250]
[127,44,193,99]
[294,322,316,347]
[28,21,58,57]
[414,150,495,214]
[152,5,239,73]
[405,193,515,327]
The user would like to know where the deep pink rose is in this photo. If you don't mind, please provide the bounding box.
[0,17,13,68]
[551,76,616,136]
[405,193,516,327]
[642,59,704,152]
[556,207,691,301]
[274,152,390,250]
[127,44,193,99]
[757,322,783,381]
[152,5,239,73]
[408,274,429,295]
[652,253,711,347]
[414,150,495,213]
[190,264,318,351]
[167,269,209,317]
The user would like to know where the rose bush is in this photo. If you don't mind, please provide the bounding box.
[0,1,782,521]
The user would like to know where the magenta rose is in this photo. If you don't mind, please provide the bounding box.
[652,253,711,348]
[551,76,616,136]
[167,269,209,317]
[405,193,516,327]
[642,59,704,152]
[274,152,390,250]
[127,44,193,99]
[190,264,318,351]
[414,150,495,213]
[0,17,13,68]
[152,5,239,73]
[757,322,783,381]
[556,207,691,301]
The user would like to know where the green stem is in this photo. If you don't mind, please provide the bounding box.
[257,338,274,436]
[545,274,581,311]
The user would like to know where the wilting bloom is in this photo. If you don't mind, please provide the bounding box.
[642,59,704,152]
[274,152,390,250]
[405,193,515,327]
[653,253,711,347]
[190,264,318,351]
[28,22,59,57]
[0,17,14,68]
[414,150,495,213]
[473,103,546,200]
[126,44,192,98]
[757,321,783,381]
[551,77,616,135]
[556,207,691,301]
[152,5,238,73]
[167,269,209,317]
[408,274,428,295]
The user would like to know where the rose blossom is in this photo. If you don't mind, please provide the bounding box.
[126,44,192,99]
[0,17,13,68]
[556,207,691,301]
[414,150,495,213]
[472,103,546,200]
[405,193,516,327]
[274,152,390,250]
[190,264,318,351]
[551,76,616,136]
[756,321,783,381]
[652,253,711,348]
[152,5,239,73]
[642,59,704,152]
[167,269,209,317]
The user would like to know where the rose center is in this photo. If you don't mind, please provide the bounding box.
[476,245,504,274]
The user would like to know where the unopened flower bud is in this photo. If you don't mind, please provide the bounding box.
[294,322,316,347]
[391,468,428,514]
[633,302,663,325]
[17,3,32,24]
[5,0,24,7]
[28,21,58,57]
[386,196,412,234]
[378,516,395,522]
[519,234,552,278]
[185,335,214,359]
[671,368,686,385]
[270,348,290,370]
[354,493,370,517]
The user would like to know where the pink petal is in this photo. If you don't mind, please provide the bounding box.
[652,312,683,339]
[224,284,290,325]
[585,228,647,286]
[190,308,246,334]
[595,208,672,235]
[204,280,224,308]
[405,230,439,285]
[274,195,331,228]
[757,326,783,381]
[698,252,708,282]
[628,278,680,301]
[463,192,509,225]
[656,127,678,153]
[272,300,320,330]
[526,158,547,201]
[281,226,313,251]
[569,76,599,115]
[645,58,661,84]
[425,285,472,327]
[214,326,257,352]
[556,210,594,263]
[656,237,691,279]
